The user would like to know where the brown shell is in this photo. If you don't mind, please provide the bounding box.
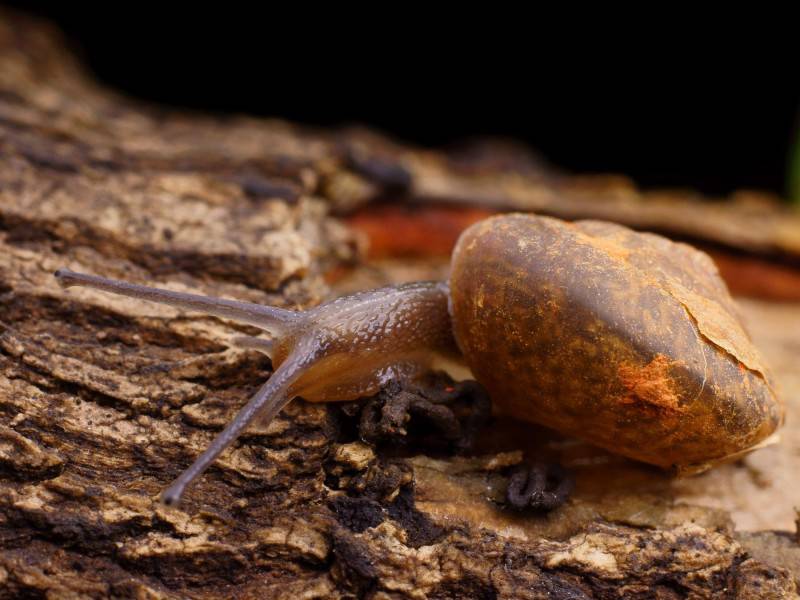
[449,214,784,471]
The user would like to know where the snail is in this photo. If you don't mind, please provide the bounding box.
[54,213,783,506]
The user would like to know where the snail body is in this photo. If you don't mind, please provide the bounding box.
[55,273,459,504]
[55,213,783,505]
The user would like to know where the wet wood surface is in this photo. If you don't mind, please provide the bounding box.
[1,10,799,599]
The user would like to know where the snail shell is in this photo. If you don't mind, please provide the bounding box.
[449,213,784,472]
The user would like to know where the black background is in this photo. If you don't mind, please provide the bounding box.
[6,4,799,198]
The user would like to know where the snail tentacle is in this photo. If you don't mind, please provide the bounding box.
[54,268,298,334]
[160,349,312,506]
[230,335,275,357]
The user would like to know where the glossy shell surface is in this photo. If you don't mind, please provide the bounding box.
[449,214,783,470]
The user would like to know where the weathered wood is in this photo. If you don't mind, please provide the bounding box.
[1,10,798,599]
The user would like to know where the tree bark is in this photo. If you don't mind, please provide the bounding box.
[1,10,798,599]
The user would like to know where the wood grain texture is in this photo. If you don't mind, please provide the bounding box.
[0,10,798,599]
